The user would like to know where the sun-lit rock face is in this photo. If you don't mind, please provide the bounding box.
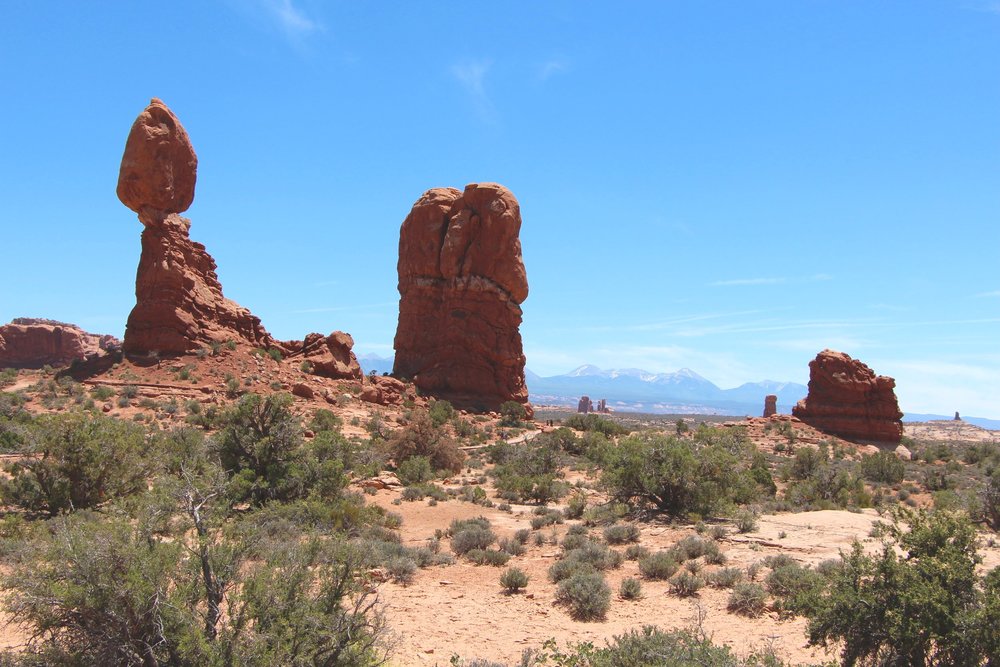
[0,318,119,369]
[393,183,530,415]
[793,349,903,443]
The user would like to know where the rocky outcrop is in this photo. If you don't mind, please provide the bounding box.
[280,332,362,380]
[393,183,530,415]
[578,396,593,414]
[118,99,274,356]
[792,349,903,443]
[763,394,777,418]
[0,318,120,369]
[360,375,409,406]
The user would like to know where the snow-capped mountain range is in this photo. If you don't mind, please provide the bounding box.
[525,364,807,415]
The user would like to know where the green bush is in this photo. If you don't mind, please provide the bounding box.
[556,571,611,621]
[859,451,906,484]
[564,492,587,519]
[603,523,640,544]
[601,433,760,517]
[1,412,150,515]
[386,556,417,584]
[396,455,433,486]
[707,567,744,589]
[765,563,824,616]
[638,551,679,580]
[450,521,496,556]
[624,544,650,561]
[619,577,643,600]
[563,413,629,437]
[727,582,768,617]
[466,548,510,566]
[384,410,464,474]
[669,571,704,597]
[500,567,529,593]
[428,399,455,427]
[806,509,997,665]
[499,401,526,427]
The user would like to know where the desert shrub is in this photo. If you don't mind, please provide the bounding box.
[563,413,629,437]
[384,410,463,473]
[806,509,997,665]
[400,486,425,502]
[859,451,906,484]
[790,446,827,479]
[582,501,628,526]
[564,492,587,519]
[2,513,389,667]
[669,571,704,597]
[785,463,871,509]
[624,544,650,561]
[499,567,529,593]
[513,528,531,544]
[498,537,526,557]
[984,474,1000,530]
[450,521,496,556]
[603,523,640,545]
[707,567,744,589]
[561,531,590,552]
[499,401,526,427]
[529,508,563,529]
[765,563,824,615]
[638,551,679,580]
[466,549,510,566]
[601,433,759,517]
[1,411,150,515]
[386,556,417,584]
[556,571,611,621]
[427,399,455,427]
[922,467,955,492]
[581,626,763,667]
[493,439,567,504]
[703,541,726,564]
[619,577,643,600]
[675,535,711,560]
[548,557,596,584]
[727,582,768,617]
[733,509,758,533]
[91,385,115,401]
[396,455,434,486]
[308,408,343,433]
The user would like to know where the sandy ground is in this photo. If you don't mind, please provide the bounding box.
[364,484,901,667]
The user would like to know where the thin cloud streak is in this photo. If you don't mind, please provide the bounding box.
[264,0,319,36]
[537,59,568,81]
[451,59,495,122]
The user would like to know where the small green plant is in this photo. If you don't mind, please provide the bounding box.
[387,557,417,584]
[500,567,529,593]
[727,582,768,617]
[707,567,744,589]
[603,523,640,545]
[670,572,704,597]
[620,577,643,600]
[556,571,611,621]
[639,551,679,580]
[300,360,314,374]
[734,509,759,533]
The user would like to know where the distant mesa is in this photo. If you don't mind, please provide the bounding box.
[116,99,361,379]
[393,183,531,415]
[0,318,120,369]
[792,349,903,443]
[763,394,777,418]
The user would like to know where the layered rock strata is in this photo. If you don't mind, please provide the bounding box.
[792,349,903,443]
[393,183,530,414]
[0,318,119,369]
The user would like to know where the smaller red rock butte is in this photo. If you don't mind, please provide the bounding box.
[792,349,903,443]
[393,183,530,414]
[763,394,777,418]
[0,319,119,369]
[116,99,361,380]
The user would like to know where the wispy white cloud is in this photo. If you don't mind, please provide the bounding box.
[263,0,319,36]
[451,59,495,122]
[710,277,785,287]
[710,274,832,287]
[973,289,1000,298]
[537,59,568,81]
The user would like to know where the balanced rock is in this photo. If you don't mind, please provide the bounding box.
[0,318,120,369]
[792,349,903,443]
[117,98,197,215]
[118,99,274,355]
[393,183,530,414]
[763,394,777,418]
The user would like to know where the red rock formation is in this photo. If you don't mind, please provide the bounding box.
[0,318,120,369]
[792,349,903,443]
[763,394,777,418]
[578,396,593,414]
[360,375,408,406]
[393,183,530,414]
[280,332,362,380]
[117,98,197,216]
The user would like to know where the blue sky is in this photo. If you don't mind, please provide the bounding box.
[2,1,998,418]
